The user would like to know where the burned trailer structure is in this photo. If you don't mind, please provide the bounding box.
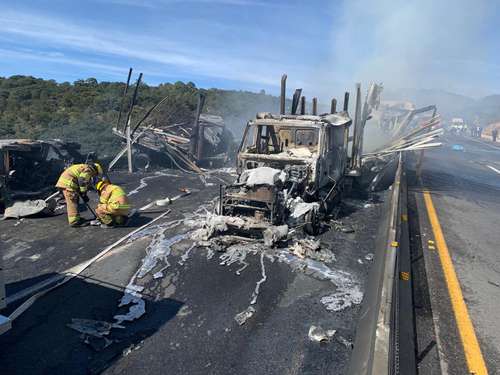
[112,114,234,172]
[0,139,83,211]
[108,69,235,173]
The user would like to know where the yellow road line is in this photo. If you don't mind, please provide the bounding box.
[423,190,488,375]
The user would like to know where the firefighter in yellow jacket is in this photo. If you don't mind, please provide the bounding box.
[55,163,103,227]
[91,179,131,228]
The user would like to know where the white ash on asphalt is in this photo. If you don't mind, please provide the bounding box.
[78,203,365,342]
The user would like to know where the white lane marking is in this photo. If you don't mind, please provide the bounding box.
[468,137,500,151]
[486,165,500,175]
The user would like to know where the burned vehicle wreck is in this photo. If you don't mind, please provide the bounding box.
[220,111,351,235]
[0,139,83,212]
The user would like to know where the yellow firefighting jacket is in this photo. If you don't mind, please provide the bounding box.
[56,164,96,193]
[99,184,130,212]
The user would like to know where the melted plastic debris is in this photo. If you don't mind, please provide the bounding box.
[214,167,237,176]
[289,238,321,259]
[250,252,267,305]
[320,287,363,312]
[337,335,354,349]
[288,197,320,219]
[278,251,363,312]
[127,220,183,243]
[67,318,124,337]
[234,306,256,325]
[263,225,289,247]
[365,253,374,261]
[308,325,336,342]
[240,166,286,187]
[114,283,146,324]
[219,243,260,275]
[190,213,248,241]
[199,174,215,187]
[128,171,180,196]
[179,243,196,265]
[137,232,186,278]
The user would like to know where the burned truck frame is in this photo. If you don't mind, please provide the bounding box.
[219,75,372,235]
[221,113,351,223]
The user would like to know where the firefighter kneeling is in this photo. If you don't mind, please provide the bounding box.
[56,163,103,227]
[91,179,131,228]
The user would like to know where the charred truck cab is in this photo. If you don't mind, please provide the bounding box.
[220,75,358,235]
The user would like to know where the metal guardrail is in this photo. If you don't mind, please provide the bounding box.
[0,244,12,334]
[348,153,415,375]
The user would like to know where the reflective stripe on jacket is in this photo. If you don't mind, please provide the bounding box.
[99,184,130,211]
[56,164,96,193]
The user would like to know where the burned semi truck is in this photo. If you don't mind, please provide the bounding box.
[221,112,351,234]
[219,76,381,235]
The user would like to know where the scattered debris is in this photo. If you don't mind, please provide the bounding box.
[263,225,289,246]
[13,218,24,226]
[2,199,56,219]
[179,243,196,266]
[67,318,124,338]
[320,288,363,312]
[289,238,321,259]
[114,284,146,324]
[328,219,355,233]
[488,280,500,288]
[277,251,362,312]
[234,306,256,325]
[336,335,353,349]
[128,171,180,196]
[250,252,267,305]
[111,93,234,172]
[308,325,336,342]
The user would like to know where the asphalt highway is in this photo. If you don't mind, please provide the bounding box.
[409,135,500,374]
[0,168,388,374]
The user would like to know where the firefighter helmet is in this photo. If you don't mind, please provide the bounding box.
[93,163,103,175]
[96,179,108,192]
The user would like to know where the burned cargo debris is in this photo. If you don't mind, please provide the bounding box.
[0,139,82,212]
[112,113,234,172]
[108,69,235,173]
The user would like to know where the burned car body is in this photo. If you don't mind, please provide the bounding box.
[221,111,352,233]
[0,139,82,211]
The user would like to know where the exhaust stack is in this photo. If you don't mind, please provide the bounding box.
[331,98,337,114]
[312,97,318,115]
[300,96,306,115]
[343,92,350,112]
[280,74,287,115]
[291,88,302,115]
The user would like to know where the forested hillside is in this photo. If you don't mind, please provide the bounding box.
[0,75,282,156]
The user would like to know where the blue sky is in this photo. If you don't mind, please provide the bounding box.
[0,0,499,98]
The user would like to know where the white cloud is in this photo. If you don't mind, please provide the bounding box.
[0,48,126,76]
[0,9,297,87]
[99,0,274,8]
